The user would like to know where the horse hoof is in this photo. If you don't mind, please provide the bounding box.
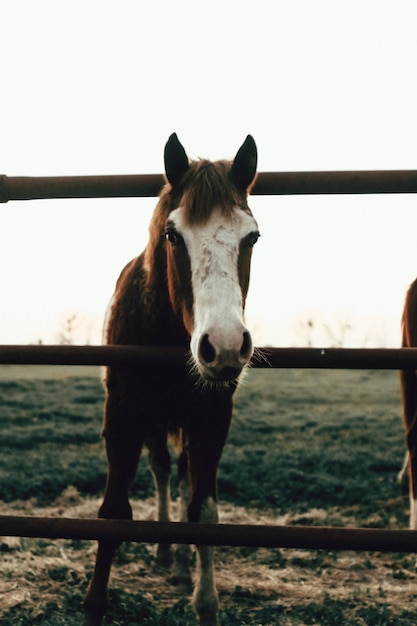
[83,595,106,626]
[169,572,193,590]
[82,613,103,626]
[197,615,221,626]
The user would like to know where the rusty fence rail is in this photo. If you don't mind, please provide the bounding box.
[0,343,416,552]
[2,169,417,202]
[1,168,417,553]
[1,344,417,369]
[1,516,417,553]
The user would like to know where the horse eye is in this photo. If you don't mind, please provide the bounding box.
[245,231,260,247]
[165,229,184,246]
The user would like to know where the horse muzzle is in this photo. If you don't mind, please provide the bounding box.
[193,326,253,382]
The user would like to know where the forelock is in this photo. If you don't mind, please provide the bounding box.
[177,159,248,225]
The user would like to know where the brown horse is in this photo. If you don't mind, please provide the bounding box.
[83,134,259,626]
[400,277,417,528]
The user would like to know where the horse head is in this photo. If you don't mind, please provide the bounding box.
[163,133,259,383]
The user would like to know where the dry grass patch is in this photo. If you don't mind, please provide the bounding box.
[1,490,417,625]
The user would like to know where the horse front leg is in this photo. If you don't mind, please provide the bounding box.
[186,401,232,626]
[192,496,220,626]
[84,395,146,625]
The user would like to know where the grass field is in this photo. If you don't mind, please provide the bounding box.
[0,365,415,625]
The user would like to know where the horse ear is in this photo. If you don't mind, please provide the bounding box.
[230,135,258,192]
[164,133,189,187]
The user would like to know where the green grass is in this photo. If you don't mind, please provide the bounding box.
[223,368,406,525]
[0,367,406,520]
[0,365,412,625]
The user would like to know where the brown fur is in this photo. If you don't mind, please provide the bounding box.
[176,159,252,224]
[400,279,417,506]
[84,135,258,626]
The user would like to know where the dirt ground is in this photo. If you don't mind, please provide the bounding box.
[1,487,417,625]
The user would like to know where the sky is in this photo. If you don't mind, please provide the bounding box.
[1,0,417,348]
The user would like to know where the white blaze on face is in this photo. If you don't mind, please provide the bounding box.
[168,206,258,381]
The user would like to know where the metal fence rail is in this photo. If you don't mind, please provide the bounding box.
[1,516,417,553]
[2,169,417,202]
[1,168,416,556]
[1,344,417,369]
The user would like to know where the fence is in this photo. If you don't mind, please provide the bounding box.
[1,169,417,552]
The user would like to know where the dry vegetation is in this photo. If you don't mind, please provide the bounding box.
[0,366,416,624]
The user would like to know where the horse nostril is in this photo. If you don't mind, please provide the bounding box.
[199,334,216,364]
[240,331,253,360]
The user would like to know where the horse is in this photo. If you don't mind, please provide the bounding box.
[83,133,259,626]
[400,277,417,528]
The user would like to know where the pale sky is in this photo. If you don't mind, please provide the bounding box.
[1,1,417,347]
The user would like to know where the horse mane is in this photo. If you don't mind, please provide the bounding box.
[176,159,251,224]
[144,158,252,279]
